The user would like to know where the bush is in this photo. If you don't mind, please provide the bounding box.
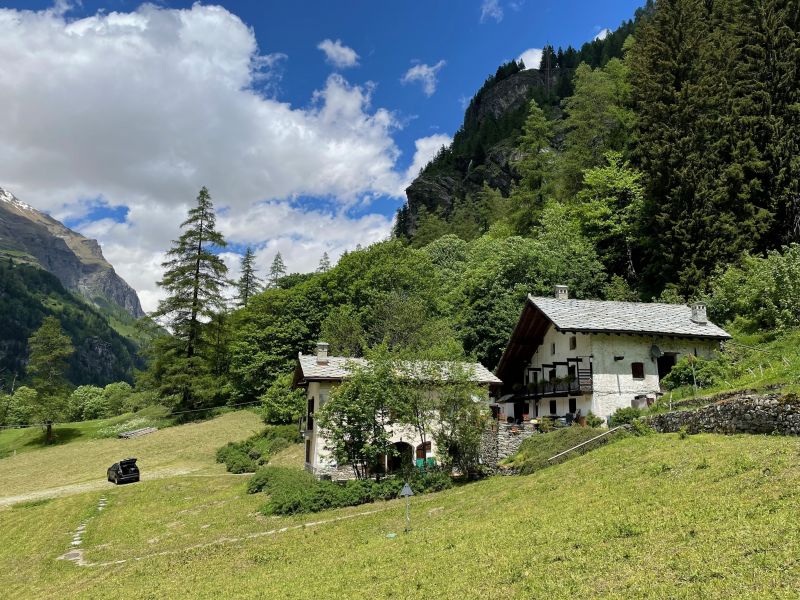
[215,425,301,473]
[585,411,604,428]
[609,407,642,426]
[661,355,727,391]
[216,442,258,474]
[249,467,454,515]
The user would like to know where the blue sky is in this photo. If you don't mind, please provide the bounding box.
[0,1,642,309]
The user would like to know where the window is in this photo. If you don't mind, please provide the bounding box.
[631,362,645,380]
[549,400,557,415]
[416,442,432,460]
[569,398,577,413]
[569,336,577,350]
[548,369,556,383]
[551,342,556,355]
[305,439,312,464]
[307,397,315,430]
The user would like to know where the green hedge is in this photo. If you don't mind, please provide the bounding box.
[215,425,301,474]
[248,467,453,516]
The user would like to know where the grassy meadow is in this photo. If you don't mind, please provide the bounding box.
[1,411,798,599]
[0,410,262,503]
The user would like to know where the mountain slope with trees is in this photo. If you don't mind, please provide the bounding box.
[0,260,142,392]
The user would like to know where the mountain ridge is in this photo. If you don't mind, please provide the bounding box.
[0,186,144,319]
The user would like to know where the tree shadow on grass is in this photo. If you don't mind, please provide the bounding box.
[21,427,84,449]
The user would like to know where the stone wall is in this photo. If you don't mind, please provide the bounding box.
[481,422,538,472]
[645,393,800,435]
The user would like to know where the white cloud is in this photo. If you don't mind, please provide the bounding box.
[401,60,446,97]
[594,28,611,41]
[518,48,543,70]
[0,4,426,312]
[480,0,504,23]
[317,38,359,69]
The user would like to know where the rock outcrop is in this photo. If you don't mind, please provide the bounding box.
[0,187,144,318]
[401,68,558,237]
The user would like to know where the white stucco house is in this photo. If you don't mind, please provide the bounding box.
[494,285,731,424]
[293,343,501,480]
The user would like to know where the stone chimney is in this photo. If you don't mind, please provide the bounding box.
[554,285,569,300]
[690,302,707,325]
[316,341,330,365]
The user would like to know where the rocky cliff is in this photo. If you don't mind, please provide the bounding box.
[0,187,144,318]
[400,68,556,236]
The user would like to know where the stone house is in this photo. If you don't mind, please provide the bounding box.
[494,286,731,424]
[293,343,501,480]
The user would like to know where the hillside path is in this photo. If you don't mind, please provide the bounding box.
[0,466,195,507]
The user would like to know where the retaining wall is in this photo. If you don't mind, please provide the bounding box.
[645,393,800,435]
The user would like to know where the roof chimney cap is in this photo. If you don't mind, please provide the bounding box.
[554,285,569,300]
[316,341,330,364]
[690,302,707,325]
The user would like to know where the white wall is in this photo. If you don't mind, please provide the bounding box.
[590,334,720,420]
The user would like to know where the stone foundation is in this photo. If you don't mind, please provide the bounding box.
[645,393,800,435]
[481,422,538,472]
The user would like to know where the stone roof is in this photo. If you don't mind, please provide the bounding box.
[297,354,502,385]
[528,295,731,339]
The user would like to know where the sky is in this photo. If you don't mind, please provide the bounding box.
[0,0,643,312]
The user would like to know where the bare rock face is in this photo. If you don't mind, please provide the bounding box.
[0,187,145,318]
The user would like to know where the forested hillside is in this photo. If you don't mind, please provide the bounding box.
[395,0,800,300]
[0,260,141,390]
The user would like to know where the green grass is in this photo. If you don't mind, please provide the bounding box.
[0,410,262,502]
[1,424,798,598]
[0,406,175,459]
[501,425,623,474]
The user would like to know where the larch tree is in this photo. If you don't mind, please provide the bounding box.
[151,186,229,409]
[27,316,74,443]
[236,247,262,307]
[316,252,332,273]
[268,252,287,288]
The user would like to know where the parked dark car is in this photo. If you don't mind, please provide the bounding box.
[107,458,140,484]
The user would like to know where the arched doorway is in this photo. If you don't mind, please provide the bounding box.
[387,441,413,473]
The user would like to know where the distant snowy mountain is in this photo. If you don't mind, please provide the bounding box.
[0,186,144,318]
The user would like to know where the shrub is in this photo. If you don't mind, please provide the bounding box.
[585,411,604,428]
[661,355,727,391]
[215,425,301,473]
[216,442,258,474]
[249,467,453,515]
[609,407,642,426]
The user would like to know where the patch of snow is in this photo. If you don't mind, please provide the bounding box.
[0,187,35,212]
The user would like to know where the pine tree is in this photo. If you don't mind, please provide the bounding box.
[151,186,229,408]
[317,252,332,273]
[236,247,262,307]
[268,252,287,287]
[27,316,74,442]
[509,99,553,233]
